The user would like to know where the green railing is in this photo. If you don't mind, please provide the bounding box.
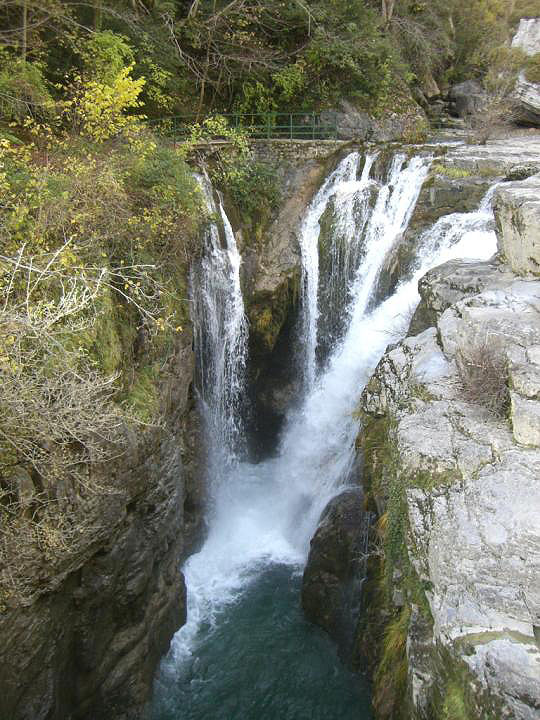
[152,112,338,141]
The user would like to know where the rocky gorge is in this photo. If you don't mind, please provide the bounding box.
[2,125,540,720]
[4,2,540,717]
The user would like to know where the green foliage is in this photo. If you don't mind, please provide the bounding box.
[273,62,307,104]
[525,53,540,84]
[450,0,508,81]
[236,82,277,114]
[80,30,134,85]
[0,0,524,125]
[129,143,201,218]
[72,64,146,142]
[221,158,281,221]
[0,55,54,122]
[509,0,540,24]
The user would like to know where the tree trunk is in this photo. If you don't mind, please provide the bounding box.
[381,0,395,26]
[21,0,28,61]
[94,0,102,30]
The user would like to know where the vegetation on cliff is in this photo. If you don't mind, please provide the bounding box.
[0,0,536,645]
[0,54,205,606]
[0,0,533,124]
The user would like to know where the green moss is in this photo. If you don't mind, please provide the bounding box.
[248,270,299,363]
[441,682,469,720]
[430,652,486,720]
[124,365,160,423]
[93,295,125,376]
[432,164,473,179]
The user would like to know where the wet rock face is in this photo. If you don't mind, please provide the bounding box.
[0,333,202,720]
[244,150,340,456]
[301,489,369,659]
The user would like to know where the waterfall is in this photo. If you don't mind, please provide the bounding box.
[298,152,430,387]
[280,184,499,551]
[153,158,499,718]
[297,152,362,392]
[277,153,432,549]
[190,173,248,462]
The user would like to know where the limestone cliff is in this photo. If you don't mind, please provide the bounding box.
[359,175,540,718]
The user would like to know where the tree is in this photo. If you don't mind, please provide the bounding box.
[381,0,395,26]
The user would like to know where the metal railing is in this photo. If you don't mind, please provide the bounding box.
[152,112,338,141]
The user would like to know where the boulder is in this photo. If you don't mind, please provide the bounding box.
[321,101,373,141]
[494,174,540,276]
[301,488,370,659]
[514,73,540,127]
[511,17,540,56]
[511,19,540,126]
[448,80,487,117]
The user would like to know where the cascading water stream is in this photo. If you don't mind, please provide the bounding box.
[190,173,248,461]
[152,156,500,720]
[297,152,370,391]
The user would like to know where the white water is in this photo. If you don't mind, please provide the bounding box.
[161,159,499,677]
[298,152,367,391]
[190,173,248,460]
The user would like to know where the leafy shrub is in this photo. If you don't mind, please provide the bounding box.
[0,131,203,603]
[80,30,134,85]
[72,64,145,142]
[221,158,281,219]
[0,56,54,122]
[130,144,199,204]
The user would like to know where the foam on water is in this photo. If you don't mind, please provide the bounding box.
[157,159,499,691]
[190,172,247,462]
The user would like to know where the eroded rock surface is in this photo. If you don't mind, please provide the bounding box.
[494,173,540,276]
[361,258,540,718]
[0,332,202,720]
[301,489,370,659]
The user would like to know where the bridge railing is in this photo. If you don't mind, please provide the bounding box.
[151,112,338,141]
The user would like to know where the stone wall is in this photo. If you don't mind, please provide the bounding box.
[249,138,347,165]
